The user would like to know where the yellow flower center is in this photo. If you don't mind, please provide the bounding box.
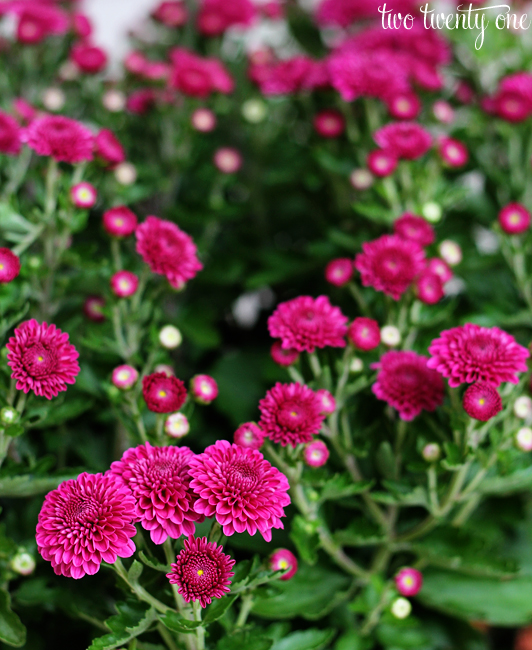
[278,560,288,569]
[158,390,167,397]
[197,569,204,576]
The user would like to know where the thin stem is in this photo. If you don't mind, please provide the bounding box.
[347,282,370,316]
[308,352,322,379]
[112,559,171,614]
[157,623,180,650]
[235,593,254,628]
[192,601,205,650]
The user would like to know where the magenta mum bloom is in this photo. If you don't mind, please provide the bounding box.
[110,270,138,298]
[348,317,381,351]
[234,422,265,450]
[427,323,530,388]
[304,440,330,467]
[325,258,354,287]
[415,272,444,305]
[112,364,138,390]
[36,472,137,579]
[374,122,432,161]
[269,548,298,581]
[315,389,336,415]
[387,93,421,120]
[70,182,97,209]
[367,149,398,177]
[213,147,242,174]
[395,567,423,597]
[259,382,325,447]
[355,234,425,300]
[7,320,80,400]
[190,374,218,404]
[268,295,348,353]
[270,341,300,367]
[393,213,435,247]
[498,203,531,235]
[152,1,188,27]
[26,115,94,164]
[0,248,21,283]
[463,382,502,421]
[71,42,108,74]
[197,0,256,36]
[189,440,290,540]
[142,372,187,413]
[166,536,235,607]
[136,216,203,289]
[0,111,21,155]
[372,351,444,421]
[103,206,138,238]
[438,137,469,168]
[109,442,203,544]
[313,109,345,138]
[95,129,125,167]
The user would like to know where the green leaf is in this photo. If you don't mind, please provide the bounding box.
[252,564,350,620]
[289,515,320,565]
[0,474,77,498]
[157,610,202,634]
[217,628,273,650]
[419,569,532,625]
[379,480,428,507]
[0,588,26,647]
[138,551,169,573]
[477,466,532,495]
[319,474,374,503]
[335,630,373,650]
[334,518,385,547]
[4,424,24,438]
[203,595,238,624]
[271,629,335,650]
[376,619,431,649]
[442,442,466,471]
[26,397,94,429]
[128,560,143,583]
[88,602,157,650]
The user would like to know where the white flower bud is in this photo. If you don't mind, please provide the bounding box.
[514,396,532,419]
[165,413,189,438]
[242,99,267,123]
[114,162,137,186]
[42,87,65,112]
[159,325,182,349]
[349,358,364,373]
[0,407,18,425]
[422,202,442,223]
[422,443,441,462]
[380,325,401,347]
[11,551,35,576]
[102,89,126,112]
[516,427,532,452]
[391,597,412,619]
[439,240,462,266]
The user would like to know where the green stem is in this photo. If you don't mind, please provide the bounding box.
[192,601,205,650]
[112,559,171,614]
[347,282,370,316]
[235,592,254,628]
[157,623,180,650]
[308,352,321,379]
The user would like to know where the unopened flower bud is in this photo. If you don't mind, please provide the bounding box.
[350,168,374,190]
[514,396,532,419]
[269,549,298,580]
[71,182,97,209]
[242,99,267,123]
[381,325,401,347]
[190,375,218,404]
[112,365,138,390]
[191,108,216,132]
[102,89,126,112]
[303,440,329,467]
[516,427,532,451]
[350,358,364,373]
[59,60,80,81]
[213,147,242,174]
[422,202,442,223]
[439,240,462,266]
[315,389,336,415]
[11,551,35,576]
[159,325,182,349]
[391,597,412,619]
[42,87,65,112]
[0,407,18,425]
[422,443,440,462]
[114,162,137,185]
[165,412,190,438]
[234,422,264,449]
[154,364,174,377]
[28,255,42,270]
[395,568,423,597]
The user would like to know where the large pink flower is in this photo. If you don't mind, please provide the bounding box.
[169,48,234,98]
[197,0,256,36]
[427,323,530,387]
[109,442,203,545]
[268,296,348,353]
[189,440,290,541]
[26,115,94,164]
[7,319,80,399]
[0,111,21,155]
[258,382,325,447]
[136,216,203,289]
[166,536,235,607]
[374,122,432,160]
[355,234,425,300]
[393,213,435,247]
[372,351,444,421]
[249,56,314,96]
[36,472,137,579]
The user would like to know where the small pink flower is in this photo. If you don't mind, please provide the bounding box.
[433,100,455,124]
[325,258,354,287]
[426,258,453,283]
[304,440,329,467]
[367,149,398,177]
[387,93,421,120]
[126,89,156,115]
[0,111,21,155]
[270,548,298,580]
[95,129,125,167]
[350,169,373,190]
[16,5,69,45]
[165,412,190,438]
[234,422,265,450]
[13,98,36,125]
[463,382,502,421]
[0,248,21,284]
[348,317,381,351]
[270,341,300,367]
[166,536,235,607]
[374,122,432,161]
[112,365,139,390]
[110,271,139,298]
[124,51,148,76]
[439,137,469,167]
[190,375,218,404]
[103,206,138,238]
[395,568,423,597]
[152,1,188,27]
[197,0,256,36]
[498,203,531,235]
[315,389,336,415]
[169,48,234,98]
[415,272,444,305]
[142,372,187,413]
[71,42,107,74]
[191,108,216,132]
[83,296,105,322]
[73,13,92,38]
[70,182,97,209]
[394,213,435,247]
[313,109,345,138]
[213,147,242,174]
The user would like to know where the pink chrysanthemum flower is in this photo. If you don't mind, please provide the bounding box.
[7,320,80,400]
[355,234,425,300]
[191,108,216,132]
[234,422,265,450]
[438,137,469,167]
[393,213,435,247]
[142,372,187,413]
[15,4,69,45]
[109,442,203,545]
[313,109,345,138]
[387,93,421,121]
[110,270,138,298]
[427,323,530,388]
[26,115,95,164]
[372,351,444,421]
[367,149,398,177]
[258,382,325,447]
[103,206,138,238]
[268,296,348,353]
[325,258,354,287]
[197,0,256,36]
[463,382,502,422]
[0,111,21,155]
[498,203,531,235]
[395,568,423,597]
[112,364,138,390]
[426,258,453,283]
[0,248,21,283]
[153,1,188,27]
[303,440,330,467]
[315,389,336,415]
[136,216,203,289]
[190,374,218,404]
[189,440,290,540]
[348,317,381,351]
[95,129,125,167]
[374,122,432,161]
[83,296,105,322]
[166,536,235,607]
[415,272,444,305]
[169,48,234,98]
[270,341,300,367]
[71,42,108,74]
[70,182,97,209]
[36,472,137,579]
[269,548,298,581]
[165,412,190,438]
[213,147,242,174]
